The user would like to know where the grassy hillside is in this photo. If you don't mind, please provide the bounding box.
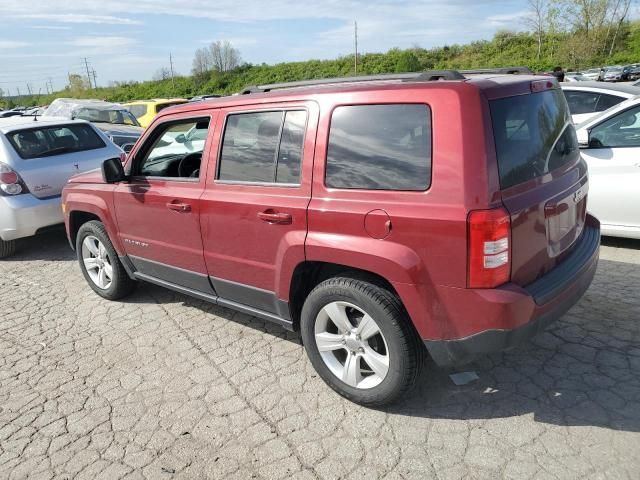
[6,20,640,108]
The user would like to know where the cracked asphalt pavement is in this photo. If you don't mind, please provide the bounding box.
[1,231,639,479]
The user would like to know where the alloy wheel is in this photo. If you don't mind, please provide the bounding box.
[314,301,390,389]
[81,235,113,290]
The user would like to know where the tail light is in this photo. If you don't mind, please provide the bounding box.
[0,162,28,196]
[468,207,511,288]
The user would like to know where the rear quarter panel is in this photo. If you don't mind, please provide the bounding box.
[306,84,493,338]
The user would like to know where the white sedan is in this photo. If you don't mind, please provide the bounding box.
[561,82,640,124]
[576,96,640,239]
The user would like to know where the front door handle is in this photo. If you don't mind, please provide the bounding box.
[166,201,191,213]
[257,209,292,225]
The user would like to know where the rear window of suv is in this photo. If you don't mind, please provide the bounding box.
[490,89,579,189]
[326,104,432,191]
[7,124,106,159]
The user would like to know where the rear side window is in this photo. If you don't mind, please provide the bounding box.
[127,104,147,118]
[218,110,307,184]
[596,94,624,111]
[490,89,578,189]
[326,104,431,191]
[7,124,105,159]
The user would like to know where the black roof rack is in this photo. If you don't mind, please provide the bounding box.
[461,66,533,75]
[240,67,532,94]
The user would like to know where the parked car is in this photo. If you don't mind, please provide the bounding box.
[603,66,624,82]
[62,70,599,406]
[575,96,640,239]
[189,94,221,102]
[0,110,24,118]
[564,73,590,82]
[627,64,640,81]
[123,98,188,128]
[561,82,639,123]
[44,99,144,151]
[581,68,604,81]
[0,116,124,258]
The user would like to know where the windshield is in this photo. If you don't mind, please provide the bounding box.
[490,88,579,189]
[74,108,140,127]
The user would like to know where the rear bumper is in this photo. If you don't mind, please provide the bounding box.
[424,214,600,366]
[0,194,63,241]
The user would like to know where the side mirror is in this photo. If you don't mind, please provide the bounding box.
[175,133,187,143]
[576,128,589,148]
[121,143,135,154]
[102,157,126,183]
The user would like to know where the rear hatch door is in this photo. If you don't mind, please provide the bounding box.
[489,85,588,287]
[6,123,112,198]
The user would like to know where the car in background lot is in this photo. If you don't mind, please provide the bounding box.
[44,99,144,151]
[575,96,640,239]
[561,82,639,123]
[0,110,24,118]
[564,73,590,82]
[0,117,123,258]
[123,98,188,128]
[581,68,604,81]
[63,70,599,406]
[604,66,624,82]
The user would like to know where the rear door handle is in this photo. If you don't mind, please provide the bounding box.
[166,202,191,213]
[257,209,292,224]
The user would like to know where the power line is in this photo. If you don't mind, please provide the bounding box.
[84,57,93,89]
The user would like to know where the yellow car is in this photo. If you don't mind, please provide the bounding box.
[123,98,188,128]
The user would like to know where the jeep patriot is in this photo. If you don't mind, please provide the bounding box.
[62,69,600,406]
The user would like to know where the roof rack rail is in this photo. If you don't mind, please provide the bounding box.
[240,70,465,94]
[460,66,533,75]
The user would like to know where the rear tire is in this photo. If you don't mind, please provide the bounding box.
[0,239,16,259]
[301,277,423,407]
[76,220,135,300]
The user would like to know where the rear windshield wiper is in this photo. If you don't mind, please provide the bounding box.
[39,147,75,157]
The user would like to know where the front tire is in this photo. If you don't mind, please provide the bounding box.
[301,277,423,407]
[76,220,135,300]
[0,239,16,259]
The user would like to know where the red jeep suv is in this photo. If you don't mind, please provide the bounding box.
[62,70,600,406]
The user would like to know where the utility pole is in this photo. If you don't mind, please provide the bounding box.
[84,57,93,89]
[17,87,21,99]
[91,69,97,89]
[48,78,54,94]
[26,83,33,96]
[169,52,176,91]
[354,21,358,75]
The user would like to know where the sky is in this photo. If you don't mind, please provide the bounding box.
[0,0,599,96]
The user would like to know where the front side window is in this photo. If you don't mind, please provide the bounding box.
[326,104,432,191]
[564,91,599,115]
[590,105,640,148]
[136,118,209,178]
[8,124,105,159]
[218,110,307,184]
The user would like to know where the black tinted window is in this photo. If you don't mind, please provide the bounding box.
[596,94,624,112]
[564,91,599,114]
[8,124,105,159]
[326,104,431,190]
[218,110,306,184]
[590,105,640,148]
[490,89,575,189]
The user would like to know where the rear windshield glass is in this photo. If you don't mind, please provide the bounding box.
[127,104,147,118]
[490,89,579,189]
[7,124,106,159]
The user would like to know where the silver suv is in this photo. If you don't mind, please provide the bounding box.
[0,117,123,258]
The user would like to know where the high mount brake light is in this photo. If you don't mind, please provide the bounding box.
[468,207,511,288]
[530,79,557,93]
